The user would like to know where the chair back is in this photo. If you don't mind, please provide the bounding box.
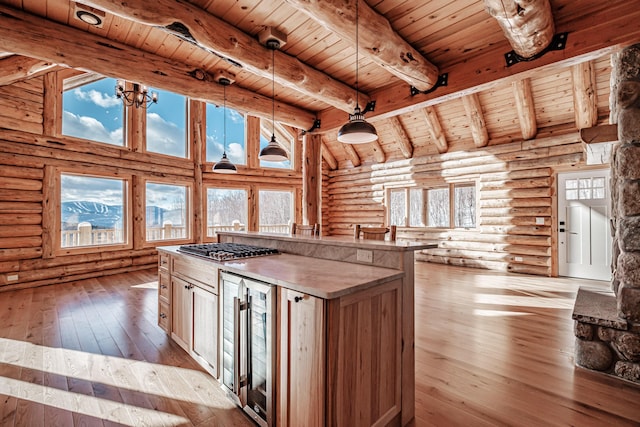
[354,225,397,241]
[291,223,318,236]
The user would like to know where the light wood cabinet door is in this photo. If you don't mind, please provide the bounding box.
[191,284,219,378]
[278,289,325,427]
[171,275,192,351]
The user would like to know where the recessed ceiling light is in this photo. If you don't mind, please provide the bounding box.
[76,10,102,26]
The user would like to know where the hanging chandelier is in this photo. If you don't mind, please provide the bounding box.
[337,0,378,144]
[115,80,158,109]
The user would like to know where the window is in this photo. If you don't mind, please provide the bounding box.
[259,190,293,234]
[146,182,190,241]
[206,188,248,237]
[259,118,293,169]
[565,177,606,200]
[62,76,124,146]
[146,88,187,158]
[206,103,246,165]
[60,173,128,248]
[427,187,450,228]
[387,182,476,229]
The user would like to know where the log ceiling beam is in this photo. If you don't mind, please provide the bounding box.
[284,0,439,92]
[512,78,537,140]
[572,61,598,129]
[370,140,386,163]
[388,117,413,159]
[342,143,361,167]
[483,0,555,59]
[79,0,364,113]
[0,55,56,86]
[317,3,640,133]
[0,5,315,130]
[321,139,338,170]
[421,107,448,154]
[580,124,618,144]
[461,93,489,148]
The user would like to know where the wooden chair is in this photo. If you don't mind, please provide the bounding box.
[291,223,318,236]
[354,224,397,241]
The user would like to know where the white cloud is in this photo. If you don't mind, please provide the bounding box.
[146,112,186,157]
[73,88,121,108]
[62,111,123,145]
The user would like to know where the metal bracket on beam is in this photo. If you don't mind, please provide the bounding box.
[505,32,569,67]
[410,73,448,96]
[302,119,321,134]
[362,101,376,114]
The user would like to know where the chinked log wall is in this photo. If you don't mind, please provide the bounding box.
[0,73,303,291]
[327,131,586,276]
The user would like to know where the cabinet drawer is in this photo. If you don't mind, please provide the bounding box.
[158,300,170,333]
[159,252,170,271]
[159,272,170,301]
[172,255,218,293]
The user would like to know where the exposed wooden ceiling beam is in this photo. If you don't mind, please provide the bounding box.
[321,139,338,170]
[370,139,386,163]
[79,0,364,113]
[461,94,489,148]
[580,124,618,144]
[0,55,56,86]
[512,78,537,140]
[483,0,555,59]
[284,0,439,92]
[317,2,640,133]
[0,4,315,130]
[421,107,448,154]
[388,117,413,159]
[572,61,598,129]
[342,143,361,167]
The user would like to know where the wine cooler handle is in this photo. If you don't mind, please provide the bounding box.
[233,296,241,395]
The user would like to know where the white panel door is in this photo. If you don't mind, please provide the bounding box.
[558,170,611,281]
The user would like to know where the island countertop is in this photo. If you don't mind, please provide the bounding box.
[158,246,403,299]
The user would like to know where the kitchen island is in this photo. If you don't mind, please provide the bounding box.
[158,233,434,426]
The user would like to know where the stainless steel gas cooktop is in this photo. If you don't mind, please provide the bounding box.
[177,243,279,261]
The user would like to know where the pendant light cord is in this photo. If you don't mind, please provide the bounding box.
[355,0,359,110]
[223,83,227,154]
[272,47,276,138]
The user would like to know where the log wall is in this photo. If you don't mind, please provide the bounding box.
[0,72,303,291]
[327,131,588,276]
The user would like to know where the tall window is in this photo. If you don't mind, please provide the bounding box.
[454,183,476,228]
[60,173,128,248]
[146,182,189,241]
[409,188,425,227]
[62,76,124,146]
[427,187,450,227]
[146,88,187,158]
[206,103,246,165]
[259,190,293,234]
[389,189,406,226]
[206,188,248,237]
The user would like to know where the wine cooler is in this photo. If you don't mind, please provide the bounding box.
[220,272,275,427]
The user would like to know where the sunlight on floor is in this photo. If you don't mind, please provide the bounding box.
[0,337,237,424]
[131,281,158,289]
[474,293,575,309]
[0,376,189,426]
[473,309,534,317]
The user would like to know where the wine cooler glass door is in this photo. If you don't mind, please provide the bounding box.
[221,273,242,401]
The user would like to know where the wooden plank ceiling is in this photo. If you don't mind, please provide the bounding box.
[0,0,637,169]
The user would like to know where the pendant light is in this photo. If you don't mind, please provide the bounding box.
[259,39,289,162]
[212,77,238,174]
[337,0,378,144]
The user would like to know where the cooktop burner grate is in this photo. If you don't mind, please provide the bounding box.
[177,243,279,261]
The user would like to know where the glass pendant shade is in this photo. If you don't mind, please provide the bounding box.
[212,152,237,173]
[259,135,289,162]
[337,106,378,144]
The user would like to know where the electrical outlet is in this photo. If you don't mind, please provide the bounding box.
[357,249,373,263]
[514,256,524,262]
[535,217,545,225]
[7,274,18,282]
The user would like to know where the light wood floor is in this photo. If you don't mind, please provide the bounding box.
[0,264,639,426]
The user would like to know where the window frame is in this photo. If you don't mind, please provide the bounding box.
[143,178,193,245]
[257,187,295,234]
[144,87,189,159]
[50,167,133,257]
